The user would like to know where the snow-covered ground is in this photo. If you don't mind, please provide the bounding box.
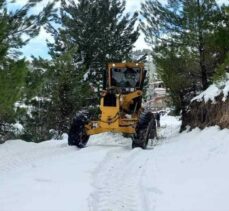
[1,115,229,211]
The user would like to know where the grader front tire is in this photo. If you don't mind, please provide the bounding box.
[68,113,90,148]
[132,112,155,149]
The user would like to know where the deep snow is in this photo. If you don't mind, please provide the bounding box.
[1,115,229,211]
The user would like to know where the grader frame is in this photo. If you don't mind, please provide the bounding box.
[68,63,156,149]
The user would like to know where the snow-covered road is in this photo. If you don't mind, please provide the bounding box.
[1,116,229,211]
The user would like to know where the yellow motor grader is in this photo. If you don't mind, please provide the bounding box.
[68,63,157,149]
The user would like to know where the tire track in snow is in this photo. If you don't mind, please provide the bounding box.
[89,147,151,211]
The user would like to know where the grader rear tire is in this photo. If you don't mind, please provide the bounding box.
[68,113,89,148]
[132,111,155,149]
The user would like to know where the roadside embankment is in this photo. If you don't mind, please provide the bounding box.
[182,79,229,129]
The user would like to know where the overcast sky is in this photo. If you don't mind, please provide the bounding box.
[10,0,228,59]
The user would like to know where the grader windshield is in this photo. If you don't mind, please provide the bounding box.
[111,67,141,88]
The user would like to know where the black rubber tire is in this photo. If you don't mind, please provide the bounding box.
[148,117,157,139]
[68,113,90,148]
[132,111,155,149]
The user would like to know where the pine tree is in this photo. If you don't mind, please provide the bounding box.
[0,60,27,128]
[49,0,139,91]
[155,44,198,113]
[212,4,229,81]
[140,0,225,112]
[141,0,223,90]
[21,48,95,141]
[0,0,55,140]
[46,50,94,138]
[17,58,52,142]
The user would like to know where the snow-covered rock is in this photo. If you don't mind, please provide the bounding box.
[192,74,229,103]
[192,84,221,103]
[184,76,229,130]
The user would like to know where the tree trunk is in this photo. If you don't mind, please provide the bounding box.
[197,0,208,90]
[199,45,208,90]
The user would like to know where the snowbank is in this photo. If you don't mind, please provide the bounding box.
[192,84,221,103]
[184,76,229,129]
[0,139,110,211]
[143,126,229,211]
[192,74,229,103]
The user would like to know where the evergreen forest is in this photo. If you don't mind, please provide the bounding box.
[0,0,228,142]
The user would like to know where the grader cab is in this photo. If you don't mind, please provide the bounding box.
[68,63,157,149]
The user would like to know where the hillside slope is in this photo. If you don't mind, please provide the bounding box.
[1,116,229,211]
